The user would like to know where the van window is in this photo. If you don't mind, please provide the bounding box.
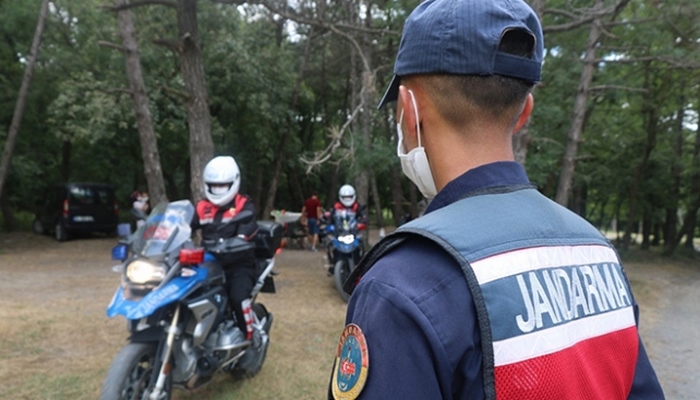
[69,187,112,206]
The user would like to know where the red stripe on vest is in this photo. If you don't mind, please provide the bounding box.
[494,326,638,400]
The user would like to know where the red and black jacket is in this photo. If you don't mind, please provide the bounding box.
[192,194,258,242]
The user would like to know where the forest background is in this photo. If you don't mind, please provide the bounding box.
[1,0,699,256]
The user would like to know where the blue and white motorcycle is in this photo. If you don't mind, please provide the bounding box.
[323,209,366,302]
[101,200,281,400]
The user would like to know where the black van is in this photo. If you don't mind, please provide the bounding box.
[32,182,119,241]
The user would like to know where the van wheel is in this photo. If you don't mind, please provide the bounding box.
[32,219,44,235]
[55,222,68,242]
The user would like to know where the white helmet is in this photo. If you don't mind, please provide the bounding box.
[338,184,356,207]
[203,156,241,206]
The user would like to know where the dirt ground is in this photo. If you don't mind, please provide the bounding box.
[0,229,698,399]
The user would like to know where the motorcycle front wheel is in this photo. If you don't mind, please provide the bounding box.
[333,259,351,303]
[100,342,171,400]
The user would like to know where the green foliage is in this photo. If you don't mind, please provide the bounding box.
[1,0,699,246]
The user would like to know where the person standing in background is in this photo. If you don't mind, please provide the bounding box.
[301,193,322,251]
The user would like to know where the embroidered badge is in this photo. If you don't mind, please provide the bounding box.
[332,323,369,400]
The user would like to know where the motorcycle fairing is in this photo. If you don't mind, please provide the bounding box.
[107,267,208,320]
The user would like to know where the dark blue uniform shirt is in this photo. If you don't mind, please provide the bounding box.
[343,161,664,399]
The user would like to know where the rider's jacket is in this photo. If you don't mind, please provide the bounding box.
[334,161,664,400]
[192,194,257,242]
[334,201,359,213]
[332,201,365,224]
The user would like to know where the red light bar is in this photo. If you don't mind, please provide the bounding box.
[180,248,204,265]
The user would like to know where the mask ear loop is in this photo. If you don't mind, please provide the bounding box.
[407,89,422,148]
[396,109,405,155]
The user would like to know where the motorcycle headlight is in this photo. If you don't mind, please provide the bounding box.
[126,259,167,284]
[338,234,355,244]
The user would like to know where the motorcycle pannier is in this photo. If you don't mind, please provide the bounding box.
[255,220,283,258]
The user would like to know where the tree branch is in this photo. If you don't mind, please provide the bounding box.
[103,87,133,95]
[591,56,700,69]
[589,84,647,93]
[543,0,631,33]
[247,0,399,37]
[153,38,180,52]
[101,0,176,12]
[98,40,126,52]
[300,103,363,173]
[160,85,190,100]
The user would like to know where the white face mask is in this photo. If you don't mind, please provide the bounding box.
[396,90,437,199]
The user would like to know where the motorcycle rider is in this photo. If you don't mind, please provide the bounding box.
[325,184,367,270]
[191,155,258,336]
[332,184,365,222]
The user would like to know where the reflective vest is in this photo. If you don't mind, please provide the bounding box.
[352,186,638,400]
[196,194,248,226]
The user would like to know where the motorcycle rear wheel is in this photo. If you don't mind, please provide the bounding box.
[100,342,171,400]
[333,259,351,303]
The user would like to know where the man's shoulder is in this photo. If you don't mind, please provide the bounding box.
[362,235,465,300]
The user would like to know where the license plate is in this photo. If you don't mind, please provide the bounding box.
[73,215,95,222]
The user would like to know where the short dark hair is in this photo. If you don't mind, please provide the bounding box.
[420,29,536,127]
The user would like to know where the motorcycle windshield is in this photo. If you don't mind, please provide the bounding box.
[132,200,194,257]
[334,210,357,234]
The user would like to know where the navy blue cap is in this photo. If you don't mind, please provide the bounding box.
[377,0,544,109]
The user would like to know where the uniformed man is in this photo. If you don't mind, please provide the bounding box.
[328,0,665,398]
[191,155,258,336]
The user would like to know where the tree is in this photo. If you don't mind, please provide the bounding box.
[101,0,168,205]
[0,0,50,216]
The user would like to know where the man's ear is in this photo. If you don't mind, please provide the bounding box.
[514,93,534,133]
[398,85,419,141]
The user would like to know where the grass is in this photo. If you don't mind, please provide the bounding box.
[1,229,697,399]
[0,233,346,400]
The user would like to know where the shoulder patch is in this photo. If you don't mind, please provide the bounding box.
[332,323,369,399]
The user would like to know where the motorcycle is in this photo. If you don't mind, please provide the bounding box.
[101,200,282,400]
[322,208,366,302]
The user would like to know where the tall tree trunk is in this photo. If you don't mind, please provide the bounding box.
[326,165,340,210]
[0,0,50,201]
[61,140,72,181]
[115,0,167,205]
[177,0,214,203]
[641,205,652,250]
[370,172,384,229]
[512,0,543,164]
[389,166,404,226]
[408,182,418,218]
[554,0,603,206]
[0,190,18,232]
[679,112,700,249]
[622,64,657,250]
[663,92,686,255]
[262,28,314,219]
